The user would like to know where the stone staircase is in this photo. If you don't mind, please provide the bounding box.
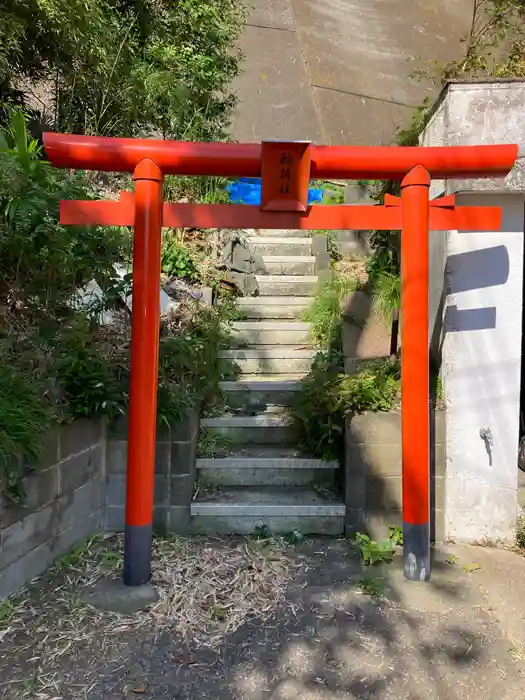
[191,230,345,535]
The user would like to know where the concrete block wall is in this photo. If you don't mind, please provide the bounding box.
[344,409,446,541]
[0,420,105,599]
[105,405,200,534]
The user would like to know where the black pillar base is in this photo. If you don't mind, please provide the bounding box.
[403,522,431,581]
[123,523,153,586]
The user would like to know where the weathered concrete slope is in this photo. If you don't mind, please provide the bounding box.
[231,0,472,145]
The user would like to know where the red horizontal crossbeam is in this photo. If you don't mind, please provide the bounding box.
[60,198,502,231]
[43,132,517,180]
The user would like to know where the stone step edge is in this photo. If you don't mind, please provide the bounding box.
[248,237,312,244]
[236,296,311,306]
[232,321,311,330]
[201,416,291,428]
[262,256,316,263]
[256,276,318,283]
[191,503,346,516]
[219,379,303,391]
[197,458,338,469]
[219,348,315,358]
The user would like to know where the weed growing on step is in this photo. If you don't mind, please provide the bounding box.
[197,429,236,457]
[301,272,359,350]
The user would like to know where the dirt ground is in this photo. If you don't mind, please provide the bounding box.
[1,536,525,700]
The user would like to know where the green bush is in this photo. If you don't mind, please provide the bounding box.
[1,0,246,142]
[161,237,200,283]
[0,363,51,502]
[291,357,400,460]
[0,111,124,316]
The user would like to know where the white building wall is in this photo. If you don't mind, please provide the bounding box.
[443,194,523,541]
[421,81,525,542]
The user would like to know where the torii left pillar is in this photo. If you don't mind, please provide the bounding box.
[124,159,163,586]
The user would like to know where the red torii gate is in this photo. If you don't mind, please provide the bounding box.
[43,133,517,585]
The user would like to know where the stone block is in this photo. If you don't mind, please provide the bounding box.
[366,510,402,541]
[55,481,104,533]
[169,506,191,534]
[0,504,55,568]
[153,506,169,534]
[347,443,401,478]
[107,474,126,506]
[21,467,59,515]
[52,509,103,556]
[348,411,402,446]
[0,541,55,600]
[433,476,445,513]
[170,475,194,507]
[170,440,196,477]
[154,475,169,507]
[433,409,446,445]
[109,415,128,439]
[0,465,59,529]
[170,405,200,443]
[59,419,102,459]
[106,440,127,474]
[155,441,170,474]
[344,508,366,536]
[106,505,125,531]
[59,446,103,494]
[366,475,402,511]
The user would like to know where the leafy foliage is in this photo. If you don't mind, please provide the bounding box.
[412,0,525,82]
[0,363,51,502]
[1,0,246,141]
[161,236,200,283]
[353,533,395,566]
[0,111,124,315]
[291,358,400,460]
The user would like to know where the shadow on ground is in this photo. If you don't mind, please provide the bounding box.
[1,538,525,700]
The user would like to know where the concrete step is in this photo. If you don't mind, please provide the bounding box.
[231,321,311,345]
[248,237,312,256]
[262,256,315,275]
[250,229,312,239]
[219,375,304,408]
[190,486,345,535]
[197,456,338,487]
[235,296,310,320]
[256,276,318,297]
[219,346,315,374]
[201,414,295,445]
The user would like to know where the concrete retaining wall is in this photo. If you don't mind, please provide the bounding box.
[344,409,446,541]
[105,406,200,534]
[0,407,200,600]
[0,420,105,599]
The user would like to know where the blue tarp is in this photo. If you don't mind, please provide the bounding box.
[226,177,324,205]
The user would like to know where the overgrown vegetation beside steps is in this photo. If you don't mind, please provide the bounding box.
[292,270,401,461]
[0,112,237,502]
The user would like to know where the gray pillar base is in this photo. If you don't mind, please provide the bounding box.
[403,522,431,581]
[82,578,158,614]
[123,523,153,586]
